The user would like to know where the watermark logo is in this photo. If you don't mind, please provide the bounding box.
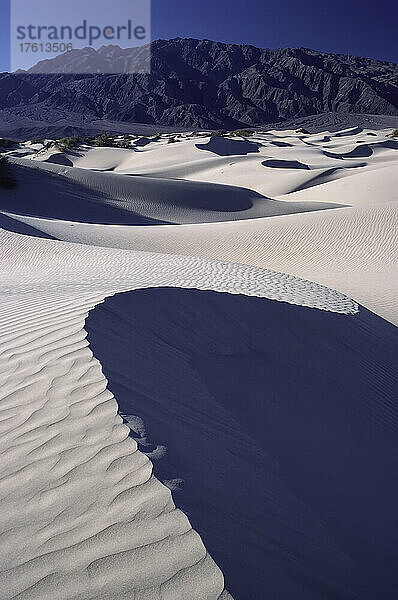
[10,0,151,74]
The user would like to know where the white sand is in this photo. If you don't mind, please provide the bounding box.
[0,227,356,599]
[7,127,397,323]
[0,124,396,597]
[4,155,343,225]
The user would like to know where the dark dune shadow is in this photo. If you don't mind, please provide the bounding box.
[86,288,398,600]
[288,164,367,194]
[270,141,293,147]
[324,145,373,159]
[324,140,398,160]
[196,136,261,156]
[90,167,117,172]
[379,139,398,149]
[0,211,55,238]
[0,162,170,225]
[262,159,310,169]
[43,154,74,166]
[134,137,152,147]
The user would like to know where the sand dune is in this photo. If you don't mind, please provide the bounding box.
[0,228,358,598]
[86,287,398,600]
[3,127,397,324]
[0,123,396,598]
[4,157,344,225]
[42,127,397,200]
[5,125,393,323]
[12,200,396,324]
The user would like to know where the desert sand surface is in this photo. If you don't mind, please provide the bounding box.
[4,125,397,323]
[0,122,397,599]
[0,226,356,599]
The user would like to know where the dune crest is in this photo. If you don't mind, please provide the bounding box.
[0,226,359,598]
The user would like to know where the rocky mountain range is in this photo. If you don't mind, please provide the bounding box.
[0,38,397,131]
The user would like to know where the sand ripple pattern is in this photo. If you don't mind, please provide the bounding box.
[5,125,396,323]
[0,230,357,314]
[0,293,226,600]
[0,228,358,599]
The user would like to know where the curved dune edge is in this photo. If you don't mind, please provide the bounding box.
[0,290,226,600]
[2,124,396,325]
[86,287,398,600]
[0,230,357,314]
[3,157,345,226]
[4,125,397,219]
[10,198,396,324]
[0,123,395,597]
[0,229,358,599]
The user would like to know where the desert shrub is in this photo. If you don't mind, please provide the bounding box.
[214,129,228,137]
[30,138,43,145]
[56,136,80,152]
[0,156,17,190]
[167,136,177,143]
[235,129,254,137]
[94,133,117,147]
[296,128,310,134]
[0,138,16,149]
[390,129,398,137]
[118,139,132,149]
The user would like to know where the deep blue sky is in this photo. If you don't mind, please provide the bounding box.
[0,0,397,72]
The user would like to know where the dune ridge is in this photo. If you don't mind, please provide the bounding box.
[0,289,225,600]
[0,227,359,599]
[85,287,398,600]
[0,122,396,597]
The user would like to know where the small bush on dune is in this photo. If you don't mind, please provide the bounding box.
[214,129,229,137]
[94,133,117,147]
[118,139,132,149]
[30,138,43,145]
[234,129,254,137]
[390,129,398,137]
[0,156,17,190]
[296,128,310,134]
[56,136,80,152]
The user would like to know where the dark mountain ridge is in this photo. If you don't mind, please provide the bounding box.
[1,38,397,130]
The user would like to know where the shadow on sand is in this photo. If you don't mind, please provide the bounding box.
[86,288,398,600]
